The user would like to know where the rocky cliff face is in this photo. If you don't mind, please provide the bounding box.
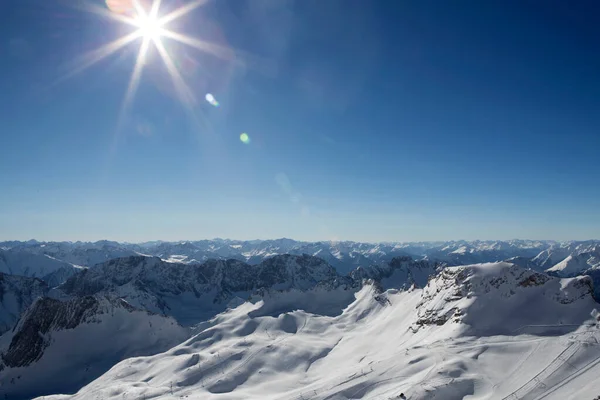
[1,296,102,368]
[0,272,48,335]
[350,256,443,290]
[57,254,357,324]
[0,295,188,400]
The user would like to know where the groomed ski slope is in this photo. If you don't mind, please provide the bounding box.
[40,263,600,400]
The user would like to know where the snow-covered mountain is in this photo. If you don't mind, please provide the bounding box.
[1,241,137,269]
[546,251,600,277]
[0,249,81,285]
[533,241,600,270]
[57,254,363,325]
[0,295,189,400]
[0,254,439,399]
[349,256,444,290]
[38,262,600,400]
[3,239,599,276]
[0,273,48,335]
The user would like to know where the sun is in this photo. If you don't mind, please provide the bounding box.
[134,12,165,42]
[64,0,230,111]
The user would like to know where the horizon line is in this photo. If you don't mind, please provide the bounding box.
[2,238,600,245]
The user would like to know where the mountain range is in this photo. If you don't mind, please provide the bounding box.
[1,239,600,399]
[1,253,435,399]
[3,239,600,275]
[34,261,600,400]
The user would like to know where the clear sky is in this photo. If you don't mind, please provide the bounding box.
[1,0,599,242]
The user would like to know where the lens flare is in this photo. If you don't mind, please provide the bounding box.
[240,132,250,144]
[205,93,219,107]
[106,0,133,14]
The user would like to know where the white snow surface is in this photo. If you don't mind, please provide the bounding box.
[38,262,600,400]
[546,252,600,276]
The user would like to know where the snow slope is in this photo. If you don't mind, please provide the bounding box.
[38,262,600,400]
[0,295,189,400]
[546,252,600,277]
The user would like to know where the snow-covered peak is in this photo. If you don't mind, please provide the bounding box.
[415,262,596,335]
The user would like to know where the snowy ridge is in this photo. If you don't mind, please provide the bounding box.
[533,241,600,270]
[546,251,600,277]
[36,262,600,400]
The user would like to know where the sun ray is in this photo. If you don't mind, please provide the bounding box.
[57,0,243,129]
[108,36,152,158]
[155,37,215,139]
[149,0,162,19]
[132,0,149,19]
[158,0,207,26]
[56,30,141,86]
[122,37,152,112]
[154,38,196,106]
[160,30,235,62]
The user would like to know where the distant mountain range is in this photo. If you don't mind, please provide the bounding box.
[2,238,599,278]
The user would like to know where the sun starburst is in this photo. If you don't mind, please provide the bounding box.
[65,0,229,112]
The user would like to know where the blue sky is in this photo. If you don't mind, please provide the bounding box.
[1,0,599,242]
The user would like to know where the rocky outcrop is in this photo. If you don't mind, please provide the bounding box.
[2,296,101,368]
[0,295,188,399]
[350,256,443,290]
[411,262,597,335]
[0,272,48,334]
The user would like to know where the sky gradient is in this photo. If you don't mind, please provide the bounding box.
[1,0,600,242]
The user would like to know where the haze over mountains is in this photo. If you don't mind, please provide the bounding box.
[1,239,600,399]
